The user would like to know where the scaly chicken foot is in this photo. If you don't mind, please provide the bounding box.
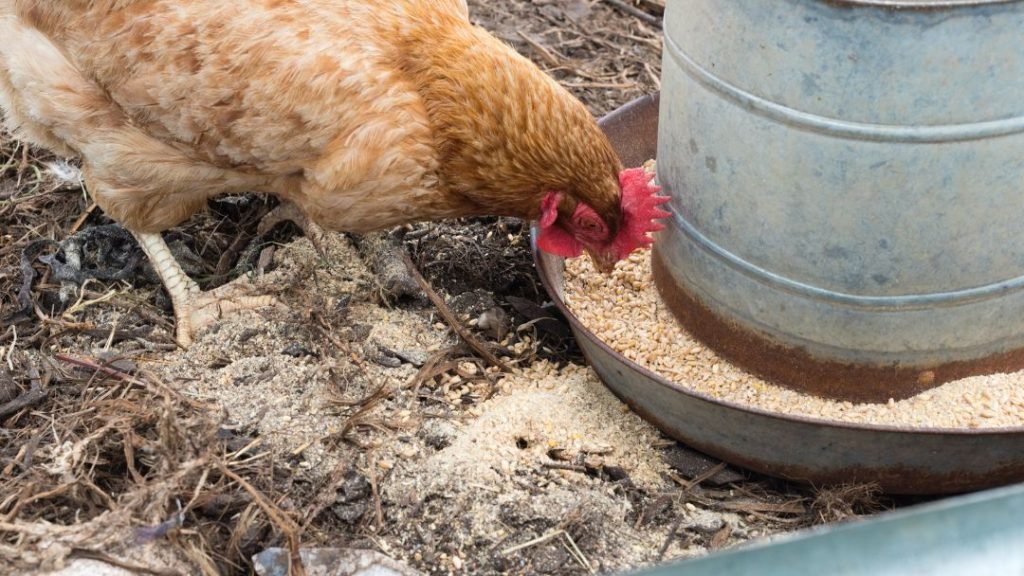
[257,201,328,257]
[132,231,283,348]
[355,230,421,302]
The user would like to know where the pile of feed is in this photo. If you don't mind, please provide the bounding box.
[564,248,1024,430]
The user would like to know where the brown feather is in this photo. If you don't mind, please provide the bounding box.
[0,0,623,235]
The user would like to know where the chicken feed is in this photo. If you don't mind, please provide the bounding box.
[564,247,1024,429]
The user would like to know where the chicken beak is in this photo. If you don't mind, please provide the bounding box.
[587,249,617,274]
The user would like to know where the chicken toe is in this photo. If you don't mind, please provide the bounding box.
[257,201,328,257]
[184,284,283,346]
[355,230,421,303]
[132,231,283,347]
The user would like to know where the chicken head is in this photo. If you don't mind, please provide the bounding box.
[536,168,671,271]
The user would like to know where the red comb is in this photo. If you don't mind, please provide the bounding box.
[611,167,671,260]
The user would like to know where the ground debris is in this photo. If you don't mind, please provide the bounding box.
[662,445,746,486]
[0,353,302,575]
[253,548,421,576]
[355,230,421,304]
[809,483,889,526]
[0,382,47,420]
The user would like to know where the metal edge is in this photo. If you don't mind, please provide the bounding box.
[625,482,1024,575]
[821,0,1021,8]
[663,29,1024,144]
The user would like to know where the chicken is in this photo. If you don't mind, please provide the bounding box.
[0,0,669,347]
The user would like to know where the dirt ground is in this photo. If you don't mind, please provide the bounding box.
[1,2,890,575]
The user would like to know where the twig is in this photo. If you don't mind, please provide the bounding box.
[657,516,684,561]
[69,549,179,576]
[2,484,72,522]
[0,383,48,420]
[501,529,566,555]
[517,30,563,68]
[226,437,264,461]
[560,81,639,89]
[365,457,385,534]
[402,253,511,372]
[312,313,389,404]
[217,462,307,576]
[290,437,319,458]
[542,461,589,474]
[644,62,662,90]
[658,461,729,560]
[62,281,119,318]
[600,0,663,28]
[54,353,135,383]
[298,461,351,533]
[330,380,392,445]
[637,0,666,14]
[183,468,211,513]
[4,325,14,370]
[404,349,455,391]
[103,312,120,351]
[716,500,807,515]
[514,32,613,83]
[674,462,728,494]
[67,202,97,235]
[562,532,595,574]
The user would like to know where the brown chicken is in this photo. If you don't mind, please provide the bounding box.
[0,0,668,346]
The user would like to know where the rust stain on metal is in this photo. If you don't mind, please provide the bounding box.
[651,247,1024,403]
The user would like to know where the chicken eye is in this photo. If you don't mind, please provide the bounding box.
[570,203,609,240]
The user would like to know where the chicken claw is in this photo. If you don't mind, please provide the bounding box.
[132,231,284,347]
[355,230,421,302]
[257,201,328,257]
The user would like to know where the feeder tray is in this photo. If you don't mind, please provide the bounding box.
[532,94,1024,494]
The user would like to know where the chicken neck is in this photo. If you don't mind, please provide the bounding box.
[397,14,623,223]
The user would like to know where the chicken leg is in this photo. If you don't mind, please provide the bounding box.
[258,203,419,301]
[132,231,282,348]
[257,201,328,257]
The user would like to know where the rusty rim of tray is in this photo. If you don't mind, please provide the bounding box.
[532,92,1024,438]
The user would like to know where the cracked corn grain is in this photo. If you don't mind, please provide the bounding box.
[564,248,1024,429]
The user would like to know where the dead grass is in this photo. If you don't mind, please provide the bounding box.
[0,130,87,322]
[468,0,663,117]
[809,483,889,526]
[0,349,312,575]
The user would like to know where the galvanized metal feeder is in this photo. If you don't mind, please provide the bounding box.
[631,482,1024,576]
[658,0,1024,403]
[534,0,1024,493]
